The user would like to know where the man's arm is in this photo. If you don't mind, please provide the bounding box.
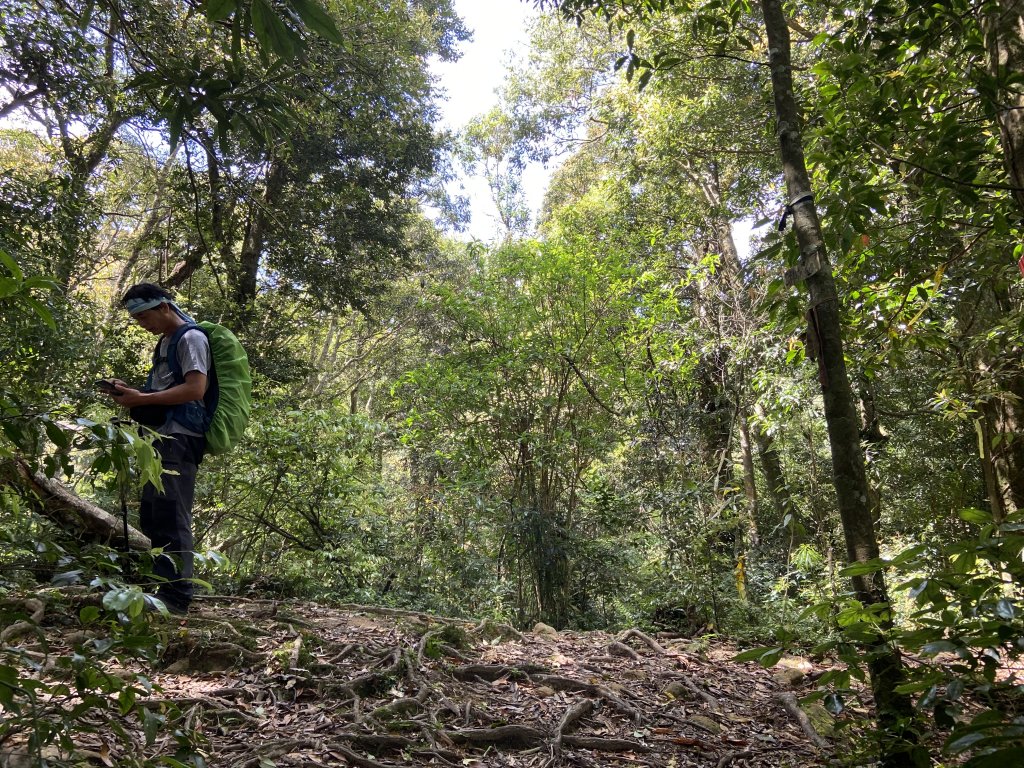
[111,371,208,408]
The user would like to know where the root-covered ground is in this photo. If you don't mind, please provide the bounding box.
[2,596,839,767]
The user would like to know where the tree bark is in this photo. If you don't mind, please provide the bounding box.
[751,404,799,530]
[759,0,916,761]
[235,158,287,310]
[738,411,761,549]
[981,7,1024,509]
[984,0,1024,216]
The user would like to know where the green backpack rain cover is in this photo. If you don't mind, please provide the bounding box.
[198,321,251,455]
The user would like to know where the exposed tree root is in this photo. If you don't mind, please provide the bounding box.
[444,725,547,748]
[1,596,830,767]
[530,673,643,723]
[606,640,642,660]
[618,628,668,655]
[774,691,831,750]
[0,598,45,644]
[672,670,722,712]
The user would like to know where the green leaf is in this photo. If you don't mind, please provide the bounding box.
[946,730,987,754]
[103,587,144,616]
[142,707,164,746]
[251,0,298,58]
[964,749,1024,767]
[0,665,25,709]
[22,296,56,329]
[732,646,784,666]
[995,598,1016,620]
[959,507,991,525]
[823,692,844,715]
[43,419,69,449]
[79,605,101,625]
[205,0,236,22]
[839,558,885,577]
[287,0,343,44]
[0,249,24,281]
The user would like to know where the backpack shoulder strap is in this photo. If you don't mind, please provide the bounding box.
[163,322,200,385]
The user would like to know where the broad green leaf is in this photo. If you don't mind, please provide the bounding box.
[79,605,101,625]
[205,0,236,22]
[995,598,1016,620]
[0,249,23,281]
[823,692,844,715]
[142,707,164,746]
[251,0,298,58]
[287,0,343,44]
[959,508,991,525]
[839,558,885,577]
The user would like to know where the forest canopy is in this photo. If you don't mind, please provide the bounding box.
[2,1,1024,766]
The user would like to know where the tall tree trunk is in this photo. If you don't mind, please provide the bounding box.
[751,403,799,532]
[759,1,916,761]
[984,0,1024,216]
[738,410,761,549]
[236,159,287,311]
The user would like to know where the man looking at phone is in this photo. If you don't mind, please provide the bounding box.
[104,283,210,616]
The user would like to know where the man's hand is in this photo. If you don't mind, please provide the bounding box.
[110,382,146,407]
[110,372,207,409]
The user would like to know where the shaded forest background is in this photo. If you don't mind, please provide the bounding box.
[2,0,1024,765]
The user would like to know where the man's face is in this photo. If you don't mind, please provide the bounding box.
[131,304,171,335]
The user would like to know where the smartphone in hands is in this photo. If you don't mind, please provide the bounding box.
[95,379,121,395]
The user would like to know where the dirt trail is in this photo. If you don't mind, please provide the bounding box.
[2,596,837,767]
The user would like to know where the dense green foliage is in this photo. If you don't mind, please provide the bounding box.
[2,0,1024,765]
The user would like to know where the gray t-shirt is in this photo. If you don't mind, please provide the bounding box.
[152,328,211,437]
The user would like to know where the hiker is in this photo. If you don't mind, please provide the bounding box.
[105,283,210,616]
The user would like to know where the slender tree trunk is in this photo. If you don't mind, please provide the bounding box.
[984,0,1024,215]
[236,159,287,310]
[759,1,916,761]
[738,410,761,549]
[751,404,799,530]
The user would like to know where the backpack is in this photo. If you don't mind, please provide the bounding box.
[158,321,252,455]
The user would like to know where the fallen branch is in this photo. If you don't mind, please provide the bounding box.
[327,744,402,768]
[2,460,150,550]
[773,691,830,750]
[471,618,526,642]
[450,664,530,682]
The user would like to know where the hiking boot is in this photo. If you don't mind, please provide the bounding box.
[143,594,188,617]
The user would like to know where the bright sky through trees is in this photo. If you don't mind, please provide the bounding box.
[430,0,549,241]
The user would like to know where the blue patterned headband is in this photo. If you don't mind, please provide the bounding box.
[123,297,169,314]
[124,297,195,323]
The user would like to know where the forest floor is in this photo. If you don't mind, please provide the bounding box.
[1,596,850,767]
